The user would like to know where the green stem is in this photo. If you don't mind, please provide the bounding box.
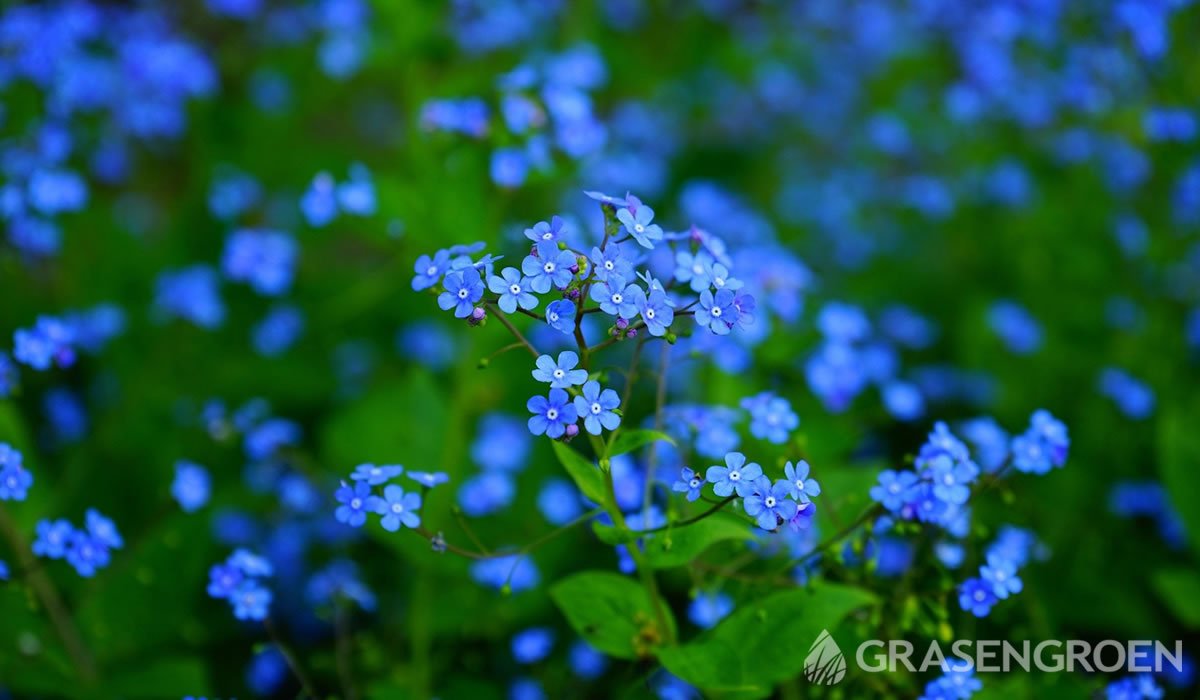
[264,617,318,699]
[0,507,97,684]
[486,303,539,358]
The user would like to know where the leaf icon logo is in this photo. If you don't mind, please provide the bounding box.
[804,629,847,685]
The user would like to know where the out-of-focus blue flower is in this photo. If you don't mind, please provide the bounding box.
[989,301,1042,354]
[512,627,555,664]
[301,172,338,227]
[537,478,583,525]
[335,480,374,527]
[979,553,1023,599]
[458,472,516,517]
[0,352,19,398]
[244,418,301,462]
[1098,367,1155,419]
[491,147,529,188]
[470,554,539,592]
[687,591,733,629]
[172,460,211,513]
[252,305,304,357]
[222,229,298,296]
[43,387,87,444]
[882,381,925,421]
[958,577,997,617]
[741,391,798,444]
[408,471,449,488]
[66,530,111,577]
[208,168,261,220]
[369,485,421,531]
[155,266,226,329]
[13,316,76,370]
[245,646,288,696]
[338,164,376,216]
[397,321,457,370]
[33,518,73,559]
[0,443,32,502]
[568,639,608,679]
[471,413,531,472]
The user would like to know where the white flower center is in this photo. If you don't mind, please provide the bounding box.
[548,312,559,322]
[546,408,558,420]
[542,232,553,240]
[711,307,722,318]
[765,496,776,508]
[693,263,704,274]
[729,470,740,481]
[714,277,725,287]
[351,498,362,509]
[604,261,614,271]
[553,369,565,379]
[634,223,645,233]
[646,309,656,319]
[457,288,468,299]
[689,478,700,488]
[612,293,623,304]
[590,402,602,415]
[509,284,521,295]
[543,262,555,274]
[974,590,986,602]
[795,479,805,491]
[391,503,404,514]
[426,265,438,276]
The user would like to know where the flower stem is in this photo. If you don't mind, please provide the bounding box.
[264,617,319,699]
[486,303,539,358]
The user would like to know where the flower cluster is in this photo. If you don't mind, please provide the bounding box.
[32,510,123,578]
[0,443,32,501]
[421,45,609,188]
[957,528,1040,618]
[673,453,821,532]
[918,661,982,700]
[333,463,444,532]
[300,164,377,227]
[207,549,274,621]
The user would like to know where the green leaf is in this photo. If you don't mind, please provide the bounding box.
[551,441,608,506]
[550,570,675,659]
[642,513,752,569]
[658,583,876,695]
[592,521,638,545]
[1159,403,1200,555]
[1152,568,1200,628]
[608,429,675,458]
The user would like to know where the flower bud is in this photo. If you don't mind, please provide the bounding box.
[616,318,629,330]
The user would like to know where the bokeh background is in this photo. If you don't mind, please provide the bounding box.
[1,0,1199,698]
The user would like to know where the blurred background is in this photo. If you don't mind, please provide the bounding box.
[1,0,1198,698]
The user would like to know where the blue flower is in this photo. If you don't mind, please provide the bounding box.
[229,549,274,577]
[695,289,735,335]
[32,518,74,559]
[545,299,576,334]
[0,352,18,398]
[512,627,555,664]
[617,201,663,248]
[0,560,8,581]
[674,250,714,291]
[412,249,451,291]
[232,581,272,621]
[408,471,450,488]
[672,467,703,502]
[527,389,579,439]
[85,509,123,550]
[687,591,733,628]
[66,531,110,577]
[171,460,211,513]
[589,245,632,282]
[917,422,972,469]
[958,577,997,617]
[637,289,674,336]
[525,216,567,243]
[470,555,540,592]
[705,452,762,498]
[0,444,31,501]
[252,305,305,357]
[488,267,538,314]
[744,479,799,531]
[335,480,374,527]
[522,242,576,293]
[710,263,742,292]
[783,460,821,503]
[221,229,298,297]
[13,316,76,370]
[471,413,532,472]
[573,381,621,435]
[589,274,642,319]
[742,392,799,444]
[207,563,245,599]
[155,266,226,328]
[536,478,583,525]
[926,454,976,506]
[371,485,422,531]
[870,470,919,512]
[532,351,588,389]
[568,640,608,680]
[458,472,515,517]
[438,267,485,318]
[351,463,404,485]
[979,553,1023,599]
[301,172,338,226]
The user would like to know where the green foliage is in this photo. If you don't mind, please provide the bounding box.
[549,570,675,659]
[607,429,675,458]
[658,583,876,696]
[551,441,609,506]
[642,512,752,569]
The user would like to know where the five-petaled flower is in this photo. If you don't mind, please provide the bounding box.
[545,299,576,334]
[527,389,579,438]
[617,201,663,249]
[672,467,703,502]
[783,460,821,503]
[335,480,374,527]
[743,480,799,531]
[488,267,538,314]
[522,242,576,293]
[590,274,642,319]
[438,267,484,318]
[532,351,588,389]
[705,452,763,498]
[573,381,621,435]
[371,485,422,531]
